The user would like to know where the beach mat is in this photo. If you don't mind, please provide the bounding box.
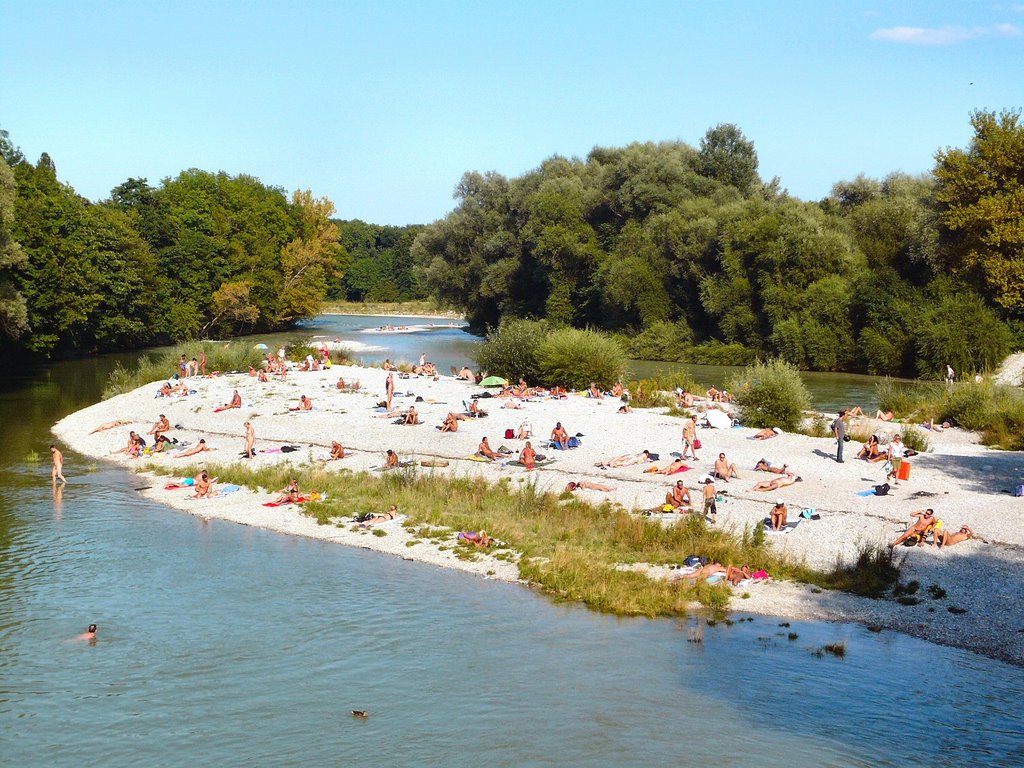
[508,459,556,468]
[763,517,801,535]
[464,455,493,462]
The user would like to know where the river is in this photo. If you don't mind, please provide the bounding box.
[1,316,1021,766]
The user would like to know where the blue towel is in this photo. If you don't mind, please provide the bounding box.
[222,484,241,494]
[855,489,876,497]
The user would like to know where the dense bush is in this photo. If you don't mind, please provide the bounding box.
[616,320,694,361]
[726,358,811,431]
[536,328,627,390]
[688,341,755,366]
[473,318,551,383]
[914,292,1013,378]
[626,371,703,408]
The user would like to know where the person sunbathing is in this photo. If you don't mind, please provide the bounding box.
[611,382,624,398]
[707,386,721,401]
[936,524,974,549]
[468,399,486,417]
[374,408,403,418]
[714,453,740,482]
[457,530,491,547]
[193,470,217,498]
[857,435,887,462]
[770,499,788,531]
[677,563,751,586]
[360,505,400,527]
[249,366,258,377]
[148,414,171,438]
[518,442,536,469]
[750,472,801,492]
[275,479,301,505]
[91,419,129,433]
[382,359,396,371]
[665,480,692,511]
[654,458,689,475]
[754,458,789,474]
[440,412,459,432]
[502,400,522,410]
[402,406,420,425]
[617,404,632,414]
[517,420,532,439]
[385,449,400,468]
[922,419,951,432]
[152,434,173,453]
[846,406,865,417]
[221,390,242,410]
[478,437,498,460]
[111,431,143,456]
[336,377,347,390]
[258,369,269,383]
[890,509,940,548]
[159,382,173,398]
[457,366,475,381]
[565,480,615,492]
[512,378,530,397]
[596,450,652,468]
[677,391,695,408]
[752,427,782,440]
[174,439,210,458]
[289,395,313,412]
[551,422,570,449]
[329,441,346,460]
[587,383,603,399]
[876,409,895,421]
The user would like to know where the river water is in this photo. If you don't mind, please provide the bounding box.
[1,316,1021,766]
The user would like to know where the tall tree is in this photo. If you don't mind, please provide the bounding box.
[0,157,28,340]
[695,123,760,195]
[934,109,1024,315]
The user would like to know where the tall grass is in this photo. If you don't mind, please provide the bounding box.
[874,378,1024,449]
[104,341,266,398]
[155,463,902,616]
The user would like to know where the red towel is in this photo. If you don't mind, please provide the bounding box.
[262,496,309,507]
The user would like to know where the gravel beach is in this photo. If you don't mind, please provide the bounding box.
[52,363,1024,665]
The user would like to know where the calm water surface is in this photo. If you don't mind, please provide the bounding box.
[1,321,1020,766]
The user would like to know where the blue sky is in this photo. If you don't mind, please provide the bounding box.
[2,1,1022,225]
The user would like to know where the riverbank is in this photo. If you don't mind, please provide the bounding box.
[52,363,1024,665]
[320,300,462,319]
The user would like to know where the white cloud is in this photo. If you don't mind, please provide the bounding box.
[870,23,1021,45]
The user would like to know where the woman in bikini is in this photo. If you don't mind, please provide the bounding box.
[360,505,399,526]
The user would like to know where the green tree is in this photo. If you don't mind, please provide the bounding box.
[696,123,759,195]
[0,156,28,340]
[934,109,1024,314]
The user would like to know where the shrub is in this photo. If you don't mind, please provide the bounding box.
[726,358,811,431]
[875,378,931,418]
[617,320,694,361]
[536,328,627,390]
[626,371,703,408]
[104,341,265,398]
[900,425,930,453]
[914,292,1013,379]
[474,318,550,383]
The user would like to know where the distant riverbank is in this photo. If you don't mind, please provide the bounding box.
[320,300,463,319]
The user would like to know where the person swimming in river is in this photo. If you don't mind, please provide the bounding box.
[72,624,98,642]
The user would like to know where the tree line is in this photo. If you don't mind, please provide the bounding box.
[414,112,1024,378]
[0,128,422,357]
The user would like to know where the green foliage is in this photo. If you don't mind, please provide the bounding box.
[913,289,1012,378]
[696,123,760,195]
[0,156,27,341]
[688,341,754,366]
[103,341,265,397]
[473,318,551,382]
[726,358,811,431]
[615,320,694,361]
[535,328,627,389]
[334,220,424,302]
[899,425,930,453]
[625,371,702,408]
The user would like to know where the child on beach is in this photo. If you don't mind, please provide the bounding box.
[702,478,718,524]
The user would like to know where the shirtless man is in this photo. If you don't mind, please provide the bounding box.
[596,450,652,468]
[198,350,208,375]
[936,524,974,549]
[665,480,691,511]
[440,412,459,433]
[175,439,210,459]
[518,442,536,469]
[754,458,789,475]
[385,449,400,469]
[682,416,699,461]
[382,359,396,371]
[50,444,66,484]
[91,419,129,433]
[769,499,788,531]
[222,391,242,410]
[891,509,941,548]
[876,409,895,422]
[290,395,313,412]
[457,366,474,381]
[478,437,498,460]
[565,480,615,492]
[149,414,171,439]
[702,478,717,523]
[750,472,800,492]
[386,371,395,410]
[244,421,256,459]
[329,441,346,460]
[193,470,216,498]
[551,422,570,450]
[588,383,603,399]
[655,458,689,475]
[402,406,420,425]
[468,399,486,417]
[714,453,739,482]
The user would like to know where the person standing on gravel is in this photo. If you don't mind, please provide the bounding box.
[831,409,847,463]
[682,415,699,460]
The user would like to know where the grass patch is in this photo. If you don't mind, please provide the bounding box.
[150,463,903,617]
[104,341,266,398]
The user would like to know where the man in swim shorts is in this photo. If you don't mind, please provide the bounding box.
[702,478,717,523]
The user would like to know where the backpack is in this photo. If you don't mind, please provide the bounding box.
[504,428,514,440]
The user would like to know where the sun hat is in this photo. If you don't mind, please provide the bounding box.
[776,498,785,505]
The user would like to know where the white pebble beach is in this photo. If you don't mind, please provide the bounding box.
[52,363,1024,665]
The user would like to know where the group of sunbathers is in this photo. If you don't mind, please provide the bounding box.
[890,509,974,549]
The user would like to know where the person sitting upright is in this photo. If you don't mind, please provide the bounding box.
[665,480,692,512]
[587,382,603,399]
[518,441,536,469]
[402,405,420,425]
[551,422,570,450]
[289,395,313,412]
[329,441,346,460]
[478,437,498,460]
[769,499,788,531]
[148,414,171,440]
[713,452,740,482]
[440,412,459,433]
[890,509,941,548]
[222,390,242,410]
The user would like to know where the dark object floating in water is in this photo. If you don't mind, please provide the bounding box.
[352,710,368,718]
[134,486,153,491]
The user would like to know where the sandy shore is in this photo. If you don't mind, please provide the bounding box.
[52,364,1024,665]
